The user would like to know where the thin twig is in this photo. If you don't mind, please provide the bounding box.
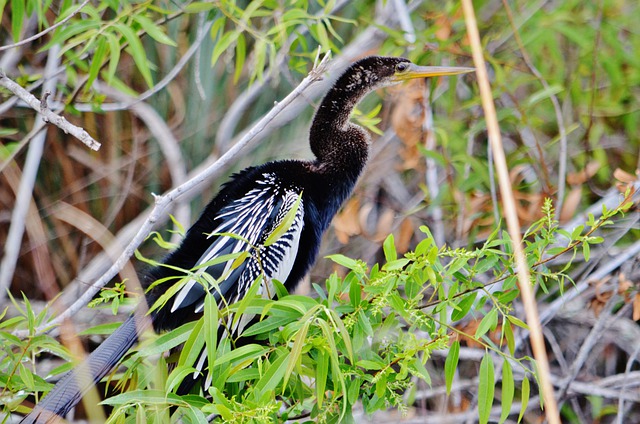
[0,0,92,52]
[461,2,561,423]
[0,71,101,151]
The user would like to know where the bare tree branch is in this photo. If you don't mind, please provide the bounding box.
[0,71,101,151]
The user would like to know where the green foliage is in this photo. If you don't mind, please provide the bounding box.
[3,195,632,422]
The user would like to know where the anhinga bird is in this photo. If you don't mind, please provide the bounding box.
[22,56,471,423]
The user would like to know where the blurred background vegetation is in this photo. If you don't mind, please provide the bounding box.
[1,0,639,422]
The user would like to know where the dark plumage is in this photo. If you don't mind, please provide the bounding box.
[21,56,471,423]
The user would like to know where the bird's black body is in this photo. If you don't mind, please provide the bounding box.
[22,56,470,422]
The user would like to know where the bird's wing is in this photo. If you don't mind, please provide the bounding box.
[170,173,304,314]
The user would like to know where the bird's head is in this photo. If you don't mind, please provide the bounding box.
[342,56,473,92]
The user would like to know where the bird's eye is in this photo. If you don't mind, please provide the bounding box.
[395,62,409,73]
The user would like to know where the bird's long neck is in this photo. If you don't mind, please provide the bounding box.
[309,69,372,178]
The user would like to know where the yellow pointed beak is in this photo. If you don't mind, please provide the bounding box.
[394,63,474,82]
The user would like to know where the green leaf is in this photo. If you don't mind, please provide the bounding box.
[234,32,246,83]
[178,317,205,371]
[78,321,121,336]
[478,352,495,424]
[526,84,564,107]
[583,241,591,262]
[316,349,329,407]
[231,275,263,330]
[204,293,218,377]
[242,315,294,337]
[506,315,529,330]
[184,2,218,13]
[254,350,290,395]
[451,292,477,321]
[283,319,309,388]
[137,321,197,357]
[11,0,24,42]
[383,234,397,262]
[215,344,268,367]
[518,375,530,423]
[86,37,107,91]
[357,359,384,370]
[500,361,514,424]
[475,308,498,339]
[165,366,198,393]
[382,258,409,271]
[104,32,121,84]
[101,390,183,406]
[211,30,240,67]
[327,254,359,270]
[503,321,515,355]
[135,15,177,46]
[444,341,459,395]
[115,23,154,88]
[264,192,302,246]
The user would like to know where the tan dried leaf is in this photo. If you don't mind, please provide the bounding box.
[633,294,640,321]
[333,198,362,244]
[560,186,582,222]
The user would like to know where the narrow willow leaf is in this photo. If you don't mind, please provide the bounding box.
[316,349,329,407]
[204,293,218,378]
[264,192,302,246]
[283,319,310,387]
[101,390,183,406]
[215,344,267,367]
[444,341,459,394]
[518,375,530,423]
[115,23,153,88]
[136,321,197,357]
[184,2,218,13]
[135,15,176,46]
[503,321,515,356]
[104,32,121,84]
[242,315,293,337]
[234,32,246,83]
[165,366,198,393]
[526,84,564,107]
[86,37,107,90]
[478,352,495,424]
[475,308,498,339]
[500,361,514,424]
[506,315,529,329]
[11,0,24,42]
[178,317,205,369]
[231,275,263,330]
[211,30,239,67]
[328,309,354,362]
[254,351,289,395]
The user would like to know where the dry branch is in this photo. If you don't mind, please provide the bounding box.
[0,71,101,151]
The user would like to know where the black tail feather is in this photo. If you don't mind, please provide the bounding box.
[21,315,146,423]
